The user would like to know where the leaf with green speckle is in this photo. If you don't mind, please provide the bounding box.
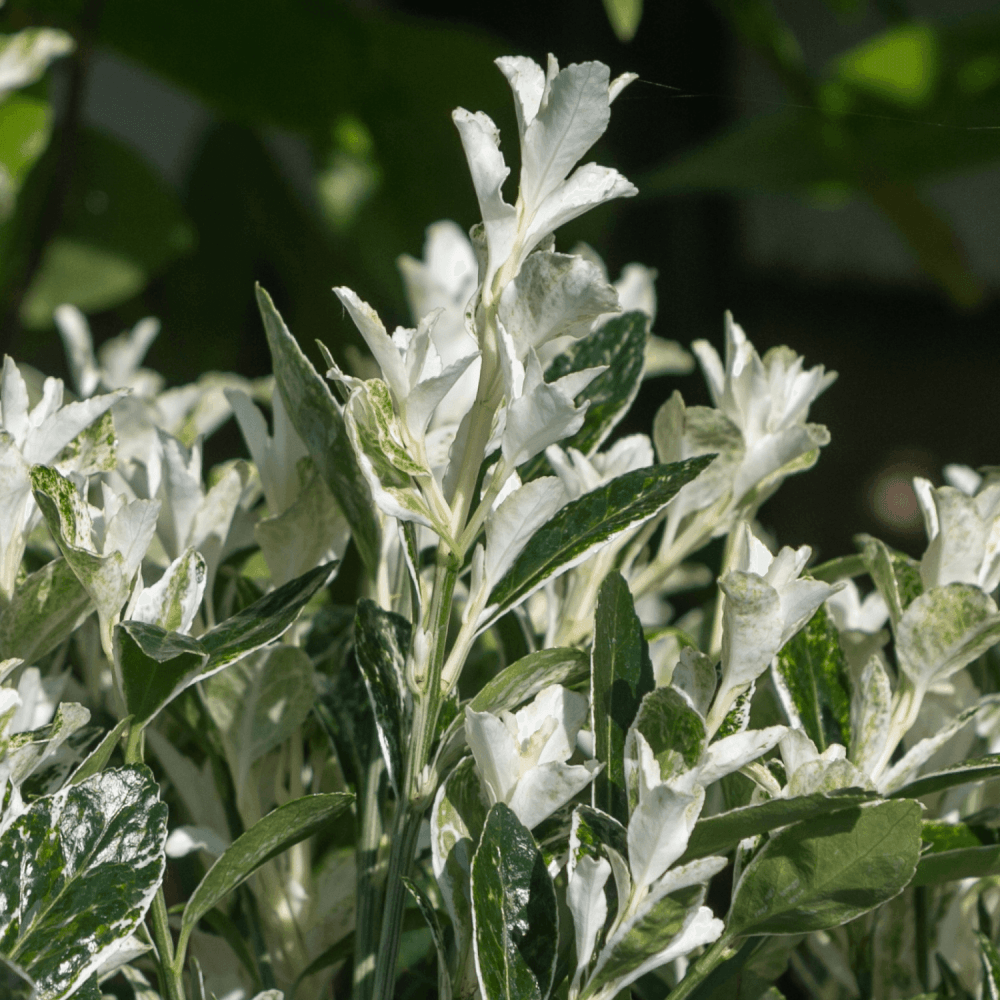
[0,765,167,1000]
[116,561,333,728]
[591,572,655,827]
[471,803,558,1000]
[354,597,411,796]
[773,605,852,751]
[257,284,379,575]
[0,557,92,663]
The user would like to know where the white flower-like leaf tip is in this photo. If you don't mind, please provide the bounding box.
[850,654,892,776]
[508,759,601,830]
[614,263,657,320]
[625,730,705,891]
[944,463,982,496]
[1,354,30,443]
[766,544,811,590]
[568,853,611,981]
[465,706,523,804]
[525,164,637,247]
[519,60,612,211]
[501,352,604,468]
[658,906,725,967]
[483,475,566,589]
[732,521,773,577]
[54,305,100,398]
[778,578,844,648]
[495,55,546,133]
[0,28,75,95]
[404,346,480,442]
[546,446,602,499]
[827,580,889,634]
[719,571,782,691]
[912,476,939,542]
[333,286,409,403]
[697,725,788,786]
[609,71,638,103]
[500,252,620,358]
[165,825,229,859]
[690,339,725,406]
[645,855,728,907]
[518,684,589,755]
[104,496,161,581]
[466,685,599,829]
[98,317,161,389]
[778,728,821,777]
[451,109,517,281]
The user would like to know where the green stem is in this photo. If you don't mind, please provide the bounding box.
[353,747,386,1000]
[370,806,424,1000]
[664,934,737,1000]
[152,890,186,1000]
[124,724,187,1000]
[371,553,459,1000]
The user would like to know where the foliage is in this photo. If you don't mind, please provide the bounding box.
[1,19,1000,1000]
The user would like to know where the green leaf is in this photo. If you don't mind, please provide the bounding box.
[178,792,354,962]
[54,409,118,477]
[256,284,379,575]
[0,765,167,1000]
[920,820,985,853]
[471,802,558,1000]
[0,557,92,662]
[895,583,1000,689]
[809,554,867,583]
[726,799,922,937]
[603,0,643,43]
[520,313,648,481]
[0,95,52,218]
[470,647,589,715]
[353,597,411,797]
[201,644,316,790]
[402,876,453,1000]
[0,955,35,1000]
[773,605,851,751]
[858,535,923,630]
[591,572,655,826]
[116,562,333,728]
[581,884,704,1000]
[911,844,1000,887]
[488,457,714,615]
[889,754,1000,799]
[21,130,194,327]
[630,687,706,794]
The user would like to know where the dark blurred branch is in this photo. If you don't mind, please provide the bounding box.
[0,0,102,342]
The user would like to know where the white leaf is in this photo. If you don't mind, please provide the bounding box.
[450,109,517,291]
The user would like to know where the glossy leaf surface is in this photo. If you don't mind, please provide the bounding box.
[0,766,167,1000]
[471,803,558,1000]
[591,572,654,825]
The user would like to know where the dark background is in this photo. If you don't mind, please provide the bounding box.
[2,0,999,565]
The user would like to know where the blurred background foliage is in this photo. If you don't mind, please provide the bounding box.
[1,0,999,566]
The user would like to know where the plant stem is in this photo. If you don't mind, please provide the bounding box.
[370,552,459,1000]
[151,890,186,1000]
[370,805,423,1000]
[663,934,736,1000]
[124,724,188,1000]
[353,748,386,1000]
